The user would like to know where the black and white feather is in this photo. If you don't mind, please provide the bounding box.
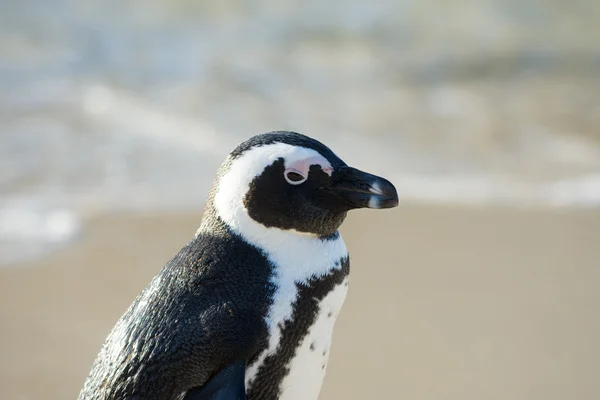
[78,131,398,400]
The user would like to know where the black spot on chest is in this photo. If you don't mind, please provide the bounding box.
[247,256,350,400]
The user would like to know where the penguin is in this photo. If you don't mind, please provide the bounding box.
[78,131,398,400]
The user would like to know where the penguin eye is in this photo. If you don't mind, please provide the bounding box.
[284,169,307,185]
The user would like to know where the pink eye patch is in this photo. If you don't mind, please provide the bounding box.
[284,156,333,182]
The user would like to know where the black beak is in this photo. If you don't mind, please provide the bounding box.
[331,166,399,209]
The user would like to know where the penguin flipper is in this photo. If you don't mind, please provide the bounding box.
[182,361,246,400]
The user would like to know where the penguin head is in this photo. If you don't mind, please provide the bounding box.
[206,131,398,238]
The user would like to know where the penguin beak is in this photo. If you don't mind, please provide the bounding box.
[331,166,399,209]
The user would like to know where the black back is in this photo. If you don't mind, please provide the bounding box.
[78,220,275,400]
[78,220,349,400]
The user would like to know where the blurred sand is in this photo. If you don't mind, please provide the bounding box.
[1,205,599,400]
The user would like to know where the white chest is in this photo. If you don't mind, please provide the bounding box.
[277,278,349,400]
[243,233,349,400]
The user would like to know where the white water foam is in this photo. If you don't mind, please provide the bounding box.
[2,84,600,267]
[0,203,81,266]
[391,173,600,208]
[2,1,600,266]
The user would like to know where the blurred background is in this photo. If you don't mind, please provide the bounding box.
[1,1,599,399]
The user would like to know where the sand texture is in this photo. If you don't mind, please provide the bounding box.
[1,205,599,399]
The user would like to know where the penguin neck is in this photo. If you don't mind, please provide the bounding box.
[198,197,348,282]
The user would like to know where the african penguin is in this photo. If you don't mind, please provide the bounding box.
[78,131,399,400]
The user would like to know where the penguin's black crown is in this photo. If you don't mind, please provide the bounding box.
[202,131,398,238]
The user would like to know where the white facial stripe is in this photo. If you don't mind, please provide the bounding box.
[213,143,332,238]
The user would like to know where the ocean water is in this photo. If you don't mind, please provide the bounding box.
[1,0,600,265]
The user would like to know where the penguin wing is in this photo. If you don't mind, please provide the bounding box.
[79,233,272,400]
[79,275,262,400]
[182,361,246,400]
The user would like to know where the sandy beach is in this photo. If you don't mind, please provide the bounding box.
[2,0,600,398]
[1,204,599,399]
